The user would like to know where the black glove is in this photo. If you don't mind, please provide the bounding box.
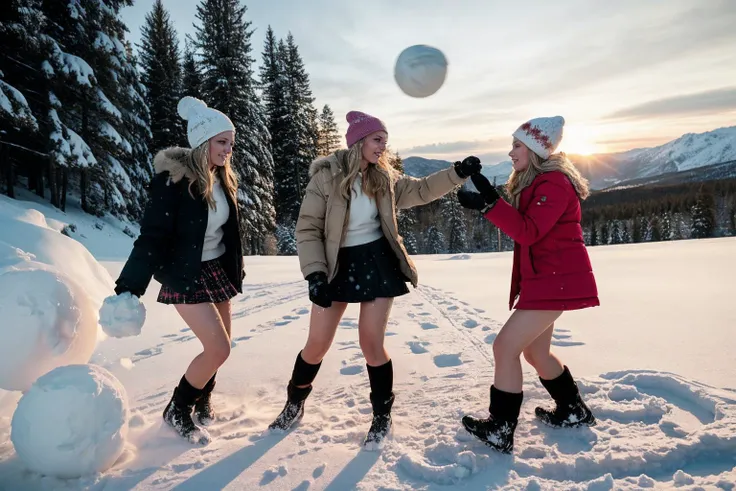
[453,156,482,178]
[471,173,500,206]
[306,272,332,308]
[457,189,487,210]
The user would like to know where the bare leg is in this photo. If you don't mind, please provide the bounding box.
[175,303,230,389]
[522,322,564,379]
[358,298,393,366]
[492,310,563,393]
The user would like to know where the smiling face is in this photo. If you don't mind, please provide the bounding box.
[509,138,532,172]
[208,131,235,168]
[361,131,388,166]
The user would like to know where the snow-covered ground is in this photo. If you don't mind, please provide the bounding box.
[0,193,735,490]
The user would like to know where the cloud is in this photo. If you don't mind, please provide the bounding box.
[605,87,736,120]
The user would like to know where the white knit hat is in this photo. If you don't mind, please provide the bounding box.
[512,116,565,159]
[177,96,235,149]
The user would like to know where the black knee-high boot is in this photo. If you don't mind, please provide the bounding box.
[536,366,596,428]
[462,385,523,453]
[194,372,217,426]
[269,351,322,432]
[364,359,394,448]
[163,375,211,444]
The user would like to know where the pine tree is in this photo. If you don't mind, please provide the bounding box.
[317,104,341,156]
[661,209,673,240]
[729,202,736,236]
[193,0,276,254]
[650,216,662,242]
[397,208,418,254]
[274,32,318,224]
[275,220,297,255]
[690,188,716,239]
[181,39,203,101]
[589,218,598,246]
[426,225,446,254]
[0,0,43,199]
[138,0,183,153]
[443,194,467,253]
[388,148,404,174]
[600,221,609,245]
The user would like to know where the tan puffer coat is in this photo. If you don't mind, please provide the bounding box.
[295,149,467,287]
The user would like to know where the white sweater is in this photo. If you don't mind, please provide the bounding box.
[201,177,229,261]
[343,174,383,247]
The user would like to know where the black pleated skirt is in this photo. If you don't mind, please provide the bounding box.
[328,236,410,303]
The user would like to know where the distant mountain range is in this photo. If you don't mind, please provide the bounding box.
[403,125,736,190]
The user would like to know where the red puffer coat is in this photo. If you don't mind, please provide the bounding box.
[484,171,599,311]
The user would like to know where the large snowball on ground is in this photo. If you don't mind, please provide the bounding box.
[99,292,146,338]
[0,266,97,391]
[11,364,129,478]
[394,45,448,98]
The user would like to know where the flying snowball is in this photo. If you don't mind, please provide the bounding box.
[0,267,97,391]
[99,292,146,338]
[394,45,448,98]
[11,364,129,478]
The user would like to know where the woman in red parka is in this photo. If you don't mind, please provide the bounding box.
[457,116,598,453]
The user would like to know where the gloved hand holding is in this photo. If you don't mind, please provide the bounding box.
[471,173,501,206]
[306,272,332,309]
[99,291,147,338]
[457,189,487,210]
[453,156,482,178]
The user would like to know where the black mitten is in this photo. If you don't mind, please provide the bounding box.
[306,272,332,308]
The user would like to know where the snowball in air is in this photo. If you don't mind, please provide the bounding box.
[394,45,448,98]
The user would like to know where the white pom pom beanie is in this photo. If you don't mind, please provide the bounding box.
[512,116,565,159]
[177,96,235,149]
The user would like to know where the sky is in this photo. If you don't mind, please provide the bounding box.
[120,0,736,165]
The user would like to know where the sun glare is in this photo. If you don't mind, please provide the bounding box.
[559,125,603,156]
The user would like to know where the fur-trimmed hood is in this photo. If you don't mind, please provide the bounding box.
[153,147,196,183]
[308,149,348,179]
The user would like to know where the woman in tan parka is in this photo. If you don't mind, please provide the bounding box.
[268,111,482,449]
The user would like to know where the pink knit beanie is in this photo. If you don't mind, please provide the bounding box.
[345,111,387,148]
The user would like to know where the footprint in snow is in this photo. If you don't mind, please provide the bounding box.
[463,319,479,329]
[340,364,364,375]
[434,354,463,368]
[421,322,439,330]
[407,341,429,354]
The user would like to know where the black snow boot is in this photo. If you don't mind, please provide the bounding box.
[268,381,312,432]
[462,385,523,454]
[268,352,321,432]
[363,360,394,450]
[163,375,211,445]
[535,366,596,428]
[194,372,216,426]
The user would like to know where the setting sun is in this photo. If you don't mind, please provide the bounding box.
[559,125,604,155]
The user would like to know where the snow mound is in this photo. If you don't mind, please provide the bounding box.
[447,254,472,260]
[10,364,129,478]
[0,196,114,308]
[99,292,146,338]
[0,267,97,391]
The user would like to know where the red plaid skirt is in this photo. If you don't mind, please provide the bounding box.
[157,256,238,305]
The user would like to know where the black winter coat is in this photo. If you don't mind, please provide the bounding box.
[115,147,244,297]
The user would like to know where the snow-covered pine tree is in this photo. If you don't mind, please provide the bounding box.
[426,225,446,254]
[690,187,716,239]
[589,218,599,246]
[0,0,43,199]
[181,39,203,103]
[610,220,623,244]
[194,0,275,254]
[397,208,418,254]
[275,32,319,224]
[443,194,467,253]
[317,104,341,157]
[661,209,673,240]
[138,0,183,153]
[388,148,404,174]
[275,220,297,255]
[84,0,152,218]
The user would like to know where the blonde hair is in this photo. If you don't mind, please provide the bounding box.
[339,139,397,200]
[506,139,590,208]
[186,140,238,209]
